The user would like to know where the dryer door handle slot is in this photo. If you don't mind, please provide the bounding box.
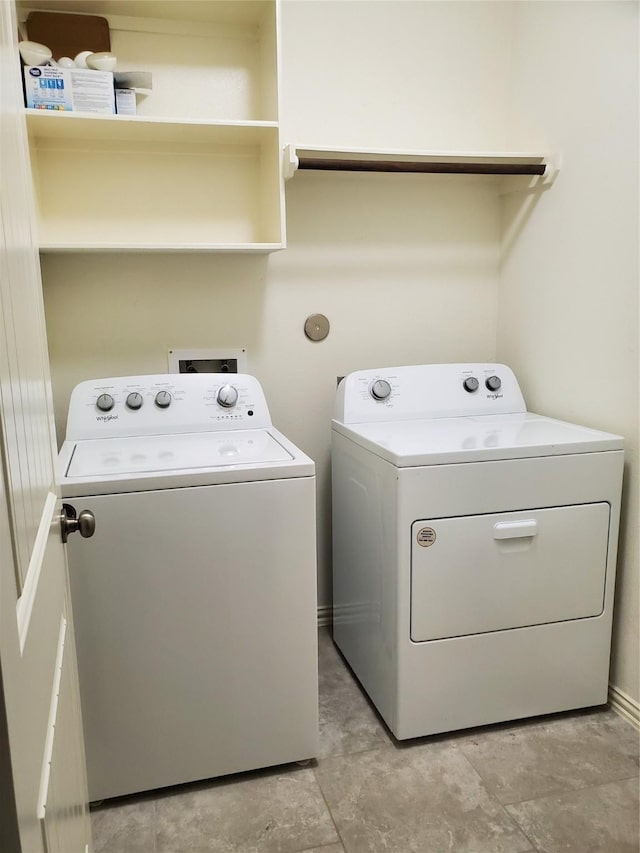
[493,520,538,540]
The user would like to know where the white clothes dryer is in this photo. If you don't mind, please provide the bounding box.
[59,374,318,801]
[332,363,623,740]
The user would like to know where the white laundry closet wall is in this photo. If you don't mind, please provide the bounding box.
[497,1,639,712]
[40,1,638,713]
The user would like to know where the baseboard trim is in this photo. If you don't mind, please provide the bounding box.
[317,605,333,628]
[609,683,640,730]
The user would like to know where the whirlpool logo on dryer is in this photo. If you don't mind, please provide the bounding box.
[487,392,503,400]
[96,414,119,422]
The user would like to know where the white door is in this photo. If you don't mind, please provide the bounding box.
[0,2,91,851]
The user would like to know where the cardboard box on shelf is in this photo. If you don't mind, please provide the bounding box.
[24,65,115,114]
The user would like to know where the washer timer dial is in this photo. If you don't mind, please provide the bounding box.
[370,379,391,401]
[96,393,114,412]
[485,375,502,392]
[154,390,172,409]
[217,384,238,408]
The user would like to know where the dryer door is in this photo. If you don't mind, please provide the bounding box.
[410,503,610,641]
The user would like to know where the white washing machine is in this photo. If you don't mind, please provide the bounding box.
[59,373,318,801]
[332,363,624,740]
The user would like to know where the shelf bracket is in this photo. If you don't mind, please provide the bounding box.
[540,152,561,186]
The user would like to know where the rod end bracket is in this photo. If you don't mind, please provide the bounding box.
[541,152,561,185]
[283,144,299,180]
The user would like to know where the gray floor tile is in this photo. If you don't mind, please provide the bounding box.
[300,845,345,853]
[317,628,390,759]
[154,767,339,853]
[315,742,533,853]
[457,708,640,805]
[506,777,640,853]
[91,798,156,853]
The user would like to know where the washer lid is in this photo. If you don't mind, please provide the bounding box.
[65,429,293,478]
[332,412,623,466]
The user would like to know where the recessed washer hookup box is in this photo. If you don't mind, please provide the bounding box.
[24,66,115,114]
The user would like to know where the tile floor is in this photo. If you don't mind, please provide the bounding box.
[92,628,640,853]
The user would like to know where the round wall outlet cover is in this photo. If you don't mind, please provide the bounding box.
[304,314,330,342]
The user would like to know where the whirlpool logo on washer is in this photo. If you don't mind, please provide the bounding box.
[416,527,436,547]
[96,414,119,422]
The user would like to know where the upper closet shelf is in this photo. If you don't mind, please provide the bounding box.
[284,145,559,184]
[26,110,278,146]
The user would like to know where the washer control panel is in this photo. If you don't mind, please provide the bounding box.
[335,363,527,424]
[66,374,272,440]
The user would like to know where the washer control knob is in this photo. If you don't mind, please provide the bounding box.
[217,384,238,408]
[154,390,172,409]
[96,393,114,412]
[370,379,392,401]
[126,392,143,411]
[485,375,502,392]
[463,377,479,393]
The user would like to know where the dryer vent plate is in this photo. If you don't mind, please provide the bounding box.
[304,314,330,342]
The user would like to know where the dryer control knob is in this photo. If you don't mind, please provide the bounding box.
[96,393,114,412]
[155,390,172,409]
[126,392,143,411]
[486,375,502,392]
[217,384,238,408]
[370,379,391,401]
[463,377,479,393]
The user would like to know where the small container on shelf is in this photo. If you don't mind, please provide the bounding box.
[115,87,136,115]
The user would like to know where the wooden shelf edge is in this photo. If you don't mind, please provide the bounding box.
[38,243,284,253]
[26,110,279,145]
[25,109,279,128]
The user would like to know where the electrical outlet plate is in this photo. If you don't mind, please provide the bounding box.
[168,348,247,375]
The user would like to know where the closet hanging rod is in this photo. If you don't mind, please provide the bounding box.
[296,157,546,176]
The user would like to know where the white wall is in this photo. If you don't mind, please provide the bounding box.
[498,1,639,704]
[280,0,513,150]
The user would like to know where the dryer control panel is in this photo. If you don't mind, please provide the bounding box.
[335,363,527,424]
[66,374,273,440]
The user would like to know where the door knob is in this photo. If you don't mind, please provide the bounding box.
[60,503,96,543]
